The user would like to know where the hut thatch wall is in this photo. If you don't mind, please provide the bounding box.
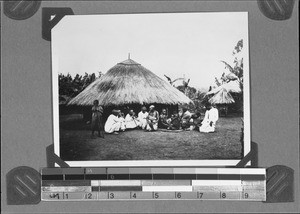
[68,59,192,107]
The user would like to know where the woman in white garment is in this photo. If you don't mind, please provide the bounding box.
[138,106,148,129]
[125,110,139,129]
[104,110,125,134]
[199,104,219,133]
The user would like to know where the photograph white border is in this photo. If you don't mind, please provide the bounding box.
[52,12,251,167]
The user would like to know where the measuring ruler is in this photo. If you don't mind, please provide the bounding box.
[41,168,266,201]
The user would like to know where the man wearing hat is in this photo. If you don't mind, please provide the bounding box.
[138,106,148,129]
[146,105,159,131]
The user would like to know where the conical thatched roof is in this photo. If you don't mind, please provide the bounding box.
[206,80,241,96]
[208,88,235,104]
[68,58,192,106]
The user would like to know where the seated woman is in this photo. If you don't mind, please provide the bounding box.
[104,110,125,134]
[146,105,159,131]
[158,109,169,129]
[167,111,181,130]
[125,109,139,129]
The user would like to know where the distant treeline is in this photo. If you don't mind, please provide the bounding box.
[59,72,103,98]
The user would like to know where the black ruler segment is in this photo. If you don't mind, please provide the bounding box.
[129,174,152,180]
[218,174,241,180]
[108,174,130,180]
[91,186,100,192]
[241,174,265,180]
[196,174,218,180]
[65,174,85,180]
[42,174,63,180]
[100,186,142,192]
[174,174,196,180]
[85,174,107,180]
[153,174,174,180]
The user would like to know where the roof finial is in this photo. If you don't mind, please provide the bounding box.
[128,53,130,59]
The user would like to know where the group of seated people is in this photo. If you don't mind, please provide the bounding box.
[103,104,219,134]
[104,105,158,134]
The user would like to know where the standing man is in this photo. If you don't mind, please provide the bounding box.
[146,105,159,131]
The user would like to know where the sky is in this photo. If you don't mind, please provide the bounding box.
[52,12,248,89]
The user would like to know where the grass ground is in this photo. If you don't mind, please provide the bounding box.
[59,115,243,161]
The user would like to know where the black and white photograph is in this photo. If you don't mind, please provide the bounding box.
[52,12,250,166]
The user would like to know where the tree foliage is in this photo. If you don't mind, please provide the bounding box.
[213,39,244,114]
[219,39,244,91]
[177,85,208,113]
[59,72,101,98]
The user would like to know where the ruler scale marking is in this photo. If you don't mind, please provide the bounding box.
[41,167,266,201]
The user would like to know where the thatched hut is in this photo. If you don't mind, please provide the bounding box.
[67,58,192,120]
[208,88,235,117]
[206,80,241,96]
[208,88,235,105]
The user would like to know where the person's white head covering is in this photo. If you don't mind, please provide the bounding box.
[150,105,155,109]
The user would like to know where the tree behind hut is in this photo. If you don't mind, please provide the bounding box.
[220,39,243,90]
[177,85,207,113]
[59,72,101,98]
[214,39,244,114]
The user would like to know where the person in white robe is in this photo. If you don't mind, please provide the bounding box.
[104,110,125,134]
[118,112,126,131]
[125,110,139,129]
[199,104,219,133]
[138,106,149,129]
